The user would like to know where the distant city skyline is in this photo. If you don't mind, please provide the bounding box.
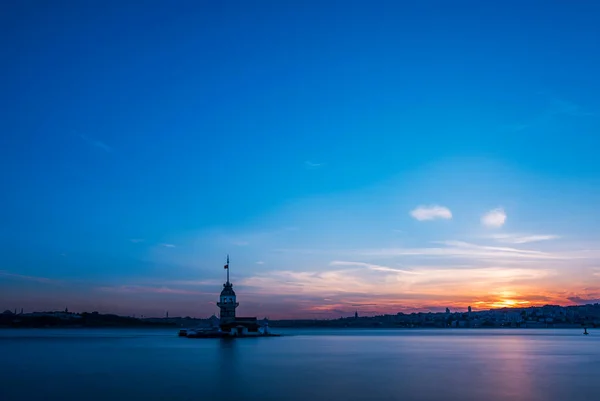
[1,1,600,319]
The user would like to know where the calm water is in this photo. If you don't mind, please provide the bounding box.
[0,328,598,401]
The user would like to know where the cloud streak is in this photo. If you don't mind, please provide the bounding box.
[80,134,111,153]
[236,263,559,316]
[567,296,600,304]
[329,261,422,275]
[304,161,323,169]
[410,205,452,221]
[502,95,593,133]
[354,240,561,261]
[97,285,202,295]
[488,233,560,244]
[0,271,57,284]
[550,97,594,117]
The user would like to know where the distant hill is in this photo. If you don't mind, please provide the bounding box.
[0,311,178,328]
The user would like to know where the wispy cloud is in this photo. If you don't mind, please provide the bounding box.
[160,243,176,248]
[567,296,600,305]
[481,208,506,228]
[240,269,376,295]
[410,205,452,221]
[502,96,593,133]
[304,161,323,169]
[503,124,531,132]
[488,233,560,244]
[550,97,594,117]
[130,239,144,243]
[329,261,421,275]
[97,285,201,295]
[239,265,556,311]
[80,134,111,153]
[256,261,265,265]
[0,271,56,284]
[354,240,562,261]
[163,279,222,287]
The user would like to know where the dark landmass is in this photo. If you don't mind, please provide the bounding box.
[0,311,177,328]
[2,303,599,329]
[268,304,600,329]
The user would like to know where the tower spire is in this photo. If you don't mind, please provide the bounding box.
[224,254,230,284]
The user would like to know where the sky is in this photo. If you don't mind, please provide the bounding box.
[1,1,600,319]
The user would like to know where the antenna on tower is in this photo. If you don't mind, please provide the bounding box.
[224,254,230,284]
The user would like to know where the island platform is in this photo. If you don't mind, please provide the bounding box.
[178,256,280,339]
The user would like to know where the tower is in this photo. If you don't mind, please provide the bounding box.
[216,255,239,325]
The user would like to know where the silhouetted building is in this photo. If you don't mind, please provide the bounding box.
[216,255,260,335]
[355,310,359,319]
[217,256,238,325]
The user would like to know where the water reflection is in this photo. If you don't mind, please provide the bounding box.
[475,336,536,400]
[0,329,598,401]
[215,339,241,397]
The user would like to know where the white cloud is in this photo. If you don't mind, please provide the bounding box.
[256,261,265,265]
[410,205,452,221]
[160,243,176,248]
[489,233,560,244]
[481,208,506,228]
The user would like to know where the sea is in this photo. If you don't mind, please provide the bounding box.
[0,328,598,401]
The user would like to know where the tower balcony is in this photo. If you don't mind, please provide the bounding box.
[217,302,239,308]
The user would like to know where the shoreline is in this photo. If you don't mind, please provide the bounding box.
[0,325,592,330]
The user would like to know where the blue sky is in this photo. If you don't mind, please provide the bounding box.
[1,1,600,318]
